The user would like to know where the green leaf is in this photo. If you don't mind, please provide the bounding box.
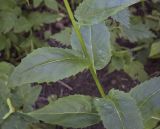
[144,118,159,129]
[0,35,10,51]
[0,99,8,124]
[108,51,132,73]
[122,23,155,42]
[0,11,18,33]
[0,62,14,75]
[124,61,149,82]
[1,113,36,129]
[33,0,43,7]
[0,0,16,10]
[112,9,130,28]
[28,12,59,27]
[44,0,58,10]
[28,95,100,128]
[0,80,10,124]
[14,16,32,33]
[11,85,41,112]
[50,27,71,46]
[9,47,88,86]
[94,90,144,129]
[0,78,11,123]
[75,0,140,24]
[131,77,160,128]
[149,41,160,59]
[0,80,10,100]
[20,35,47,50]
[71,23,111,70]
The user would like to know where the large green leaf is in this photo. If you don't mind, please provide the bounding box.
[71,23,111,70]
[28,95,100,128]
[94,90,144,129]
[75,0,140,24]
[131,77,160,128]
[11,85,41,112]
[9,47,88,86]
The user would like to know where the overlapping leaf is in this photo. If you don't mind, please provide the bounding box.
[71,23,111,70]
[94,90,144,129]
[9,47,88,86]
[0,80,10,124]
[1,113,36,129]
[124,61,149,82]
[131,77,160,128]
[28,95,100,128]
[50,27,71,46]
[149,41,160,59]
[28,12,59,27]
[75,0,140,24]
[122,23,155,42]
[11,85,41,112]
[112,9,130,28]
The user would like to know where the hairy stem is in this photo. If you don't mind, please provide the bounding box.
[63,0,106,97]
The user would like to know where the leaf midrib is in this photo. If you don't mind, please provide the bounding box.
[28,112,99,116]
[108,98,125,129]
[139,88,160,109]
[22,57,87,74]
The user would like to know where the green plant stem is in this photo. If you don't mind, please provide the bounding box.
[26,0,30,6]
[63,0,106,98]
[63,0,88,57]
[3,98,15,120]
[123,44,148,52]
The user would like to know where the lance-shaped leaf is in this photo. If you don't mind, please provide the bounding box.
[9,47,88,86]
[28,95,100,128]
[71,23,111,70]
[94,90,144,129]
[75,0,140,24]
[131,77,160,128]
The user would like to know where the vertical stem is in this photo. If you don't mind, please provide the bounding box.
[63,0,89,58]
[63,0,105,97]
[3,98,15,120]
